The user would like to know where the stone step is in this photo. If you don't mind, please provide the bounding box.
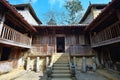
[53,67,70,70]
[51,73,71,78]
[52,70,70,73]
[55,59,69,61]
[54,61,69,64]
[53,63,69,67]
[51,54,72,80]
[51,78,72,80]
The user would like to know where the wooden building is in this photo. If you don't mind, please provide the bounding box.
[80,4,106,24]
[85,0,120,71]
[0,0,37,74]
[0,0,120,74]
[14,4,42,26]
[32,24,91,55]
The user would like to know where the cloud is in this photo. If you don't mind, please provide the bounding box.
[58,0,65,8]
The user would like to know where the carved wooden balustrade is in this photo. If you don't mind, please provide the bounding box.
[0,24,31,48]
[91,21,120,47]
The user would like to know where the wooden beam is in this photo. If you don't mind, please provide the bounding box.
[92,36,120,48]
[0,38,31,48]
[90,9,115,31]
[0,13,5,36]
[6,12,30,33]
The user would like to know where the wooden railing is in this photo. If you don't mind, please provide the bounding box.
[0,24,31,48]
[66,45,92,54]
[91,21,120,47]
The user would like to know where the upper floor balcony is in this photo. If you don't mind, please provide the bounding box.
[91,21,120,48]
[0,24,31,48]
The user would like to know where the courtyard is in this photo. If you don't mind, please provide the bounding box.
[0,69,120,80]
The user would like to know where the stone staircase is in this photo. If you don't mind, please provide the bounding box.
[50,53,73,80]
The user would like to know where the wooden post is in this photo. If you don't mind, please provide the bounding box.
[29,35,32,47]
[89,32,93,45]
[95,52,100,67]
[53,29,56,53]
[0,14,5,36]
[116,10,120,21]
[100,50,104,66]
[0,47,2,60]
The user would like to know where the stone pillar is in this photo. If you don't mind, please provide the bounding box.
[82,57,87,72]
[26,57,30,71]
[46,57,49,68]
[92,57,96,72]
[73,56,76,69]
[36,57,40,72]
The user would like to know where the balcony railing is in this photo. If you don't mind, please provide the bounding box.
[91,21,120,47]
[0,24,31,48]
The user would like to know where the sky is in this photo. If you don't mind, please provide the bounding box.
[8,0,111,24]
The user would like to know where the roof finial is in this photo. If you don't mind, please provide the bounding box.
[89,1,92,5]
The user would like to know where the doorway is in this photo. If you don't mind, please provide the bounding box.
[1,47,11,61]
[56,37,65,53]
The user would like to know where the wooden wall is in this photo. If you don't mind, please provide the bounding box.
[32,33,92,55]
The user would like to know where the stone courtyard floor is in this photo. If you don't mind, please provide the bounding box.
[0,69,119,80]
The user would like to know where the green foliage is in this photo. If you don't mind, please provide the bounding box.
[64,0,83,24]
[47,18,57,25]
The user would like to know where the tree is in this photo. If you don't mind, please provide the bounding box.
[47,18,57,25]
[43,10,56,25]
[43,10,67,25]
[64,0,83,24]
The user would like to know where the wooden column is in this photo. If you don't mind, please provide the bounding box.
[53,29,56,53]
[0,46,2,60]
[116,10,120,21]
[94,50,100,67]
[0,13,5,36]
[100,49,104,66]
[89,32,93,45]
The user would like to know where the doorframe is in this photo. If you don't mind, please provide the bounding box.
[55,34,65,53]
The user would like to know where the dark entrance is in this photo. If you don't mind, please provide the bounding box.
[56,37,65,53]
[1,47,11,61]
